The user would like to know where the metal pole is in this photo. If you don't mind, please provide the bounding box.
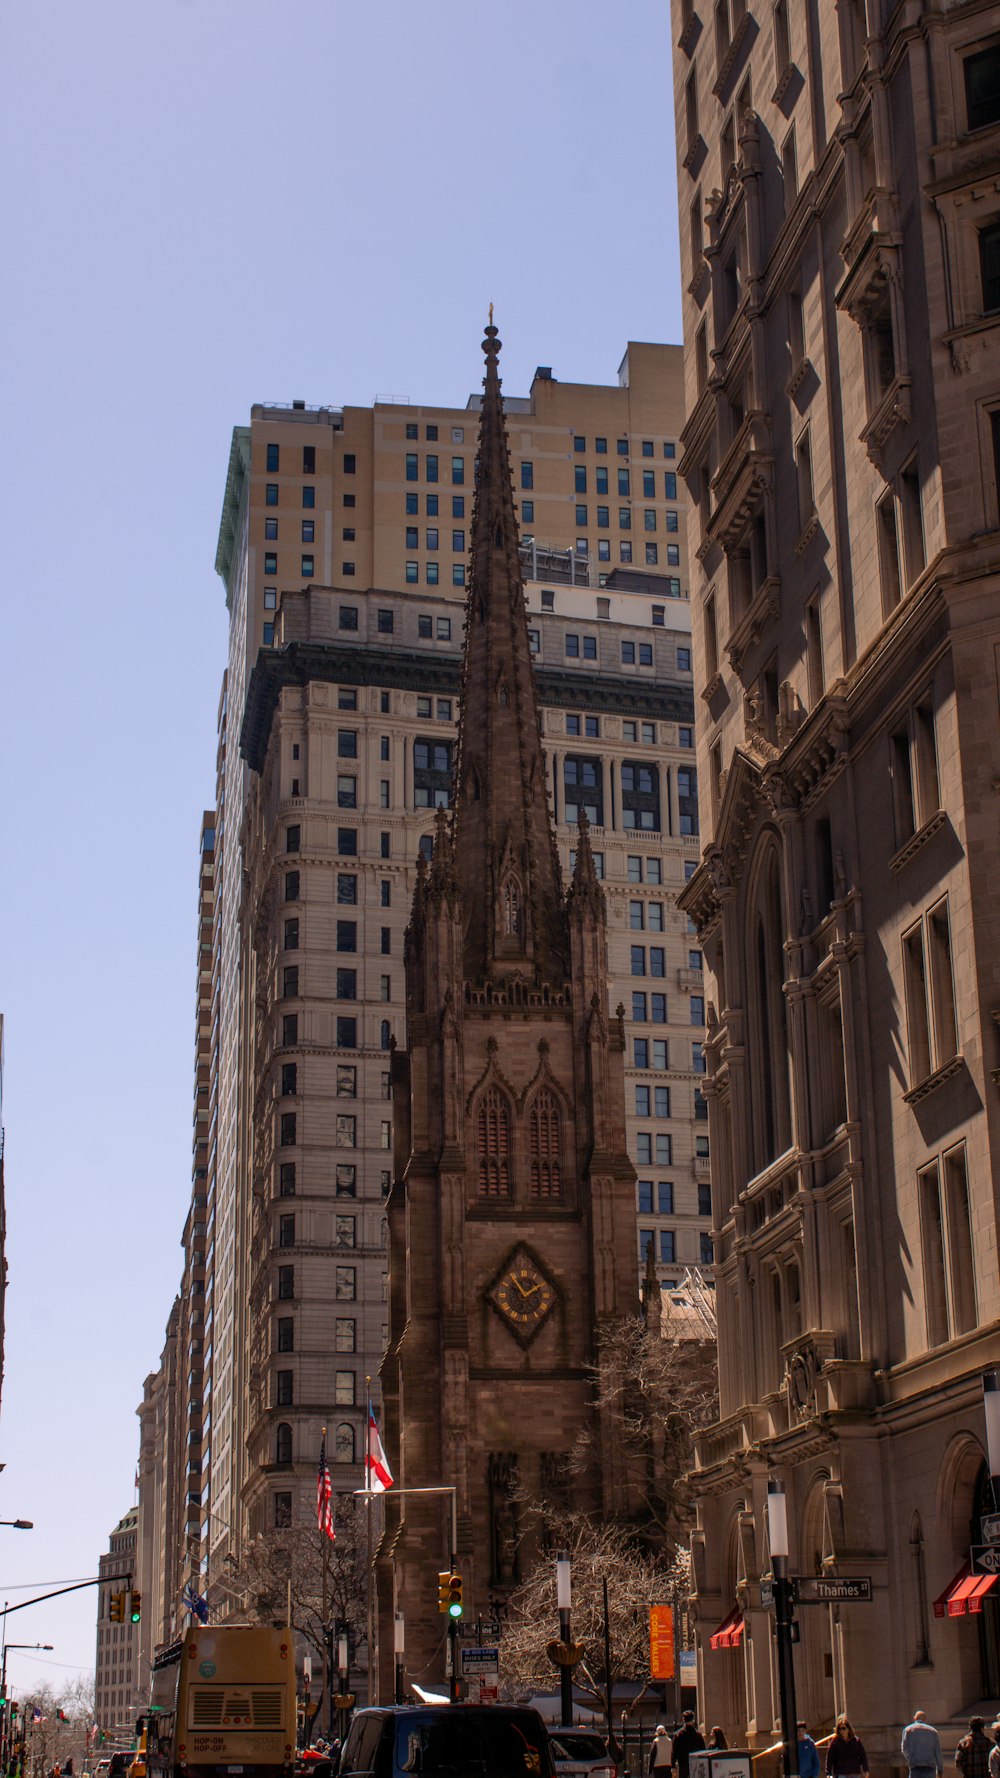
[772,1557,799,1778]
[602,1575,613,1757]
[366,1380,376,1707]
[557,1554,572,1729]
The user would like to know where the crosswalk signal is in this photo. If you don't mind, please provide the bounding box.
[110,1592,126,1623]
[130,1591,142,1624]
[446,1572,463,1619]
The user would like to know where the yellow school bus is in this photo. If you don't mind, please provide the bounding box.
[147,1627,295,1778]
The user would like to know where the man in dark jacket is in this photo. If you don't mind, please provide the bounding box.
[956,1718,993,1778]
[671,1711,706,1778]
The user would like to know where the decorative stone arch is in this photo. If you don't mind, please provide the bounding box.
[799,1470,837,1730]
[934,1431,991,1700]
[474,1083,515,1199]
[743,831,792,1173]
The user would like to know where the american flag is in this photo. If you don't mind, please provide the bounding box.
[317,1433,336,1541]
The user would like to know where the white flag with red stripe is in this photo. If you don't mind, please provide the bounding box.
[366,1406,393,1492]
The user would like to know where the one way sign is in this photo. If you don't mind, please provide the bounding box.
[971,1545,1000,1575]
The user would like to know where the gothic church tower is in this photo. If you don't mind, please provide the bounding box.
[376,323,637,1694]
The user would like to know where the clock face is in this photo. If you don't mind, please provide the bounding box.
[488,1247,557,1343]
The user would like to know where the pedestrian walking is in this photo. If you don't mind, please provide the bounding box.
[826,1715,869,1778]
[649,1727,672,1771]
[798,1722,821,1778]
[987,1723,1000,1778]
[903,1712,944,1778]
[957,1718,993,1778]
[708,1729,728,1751]
[671,1711,707,1778]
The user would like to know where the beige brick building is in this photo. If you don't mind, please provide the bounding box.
[94,1508,140,1736]
[672,0,1000,1754]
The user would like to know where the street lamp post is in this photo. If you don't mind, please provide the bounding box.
[393,1615,405,1706]
[556,1553,573,1729]
[337,1630,349,1746]
[767,1481,799,1778]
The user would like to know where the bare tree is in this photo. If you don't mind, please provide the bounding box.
[17,1677,96,1778]
[500,1512,690,1718]
[579,1306,718,1554]
[227,1497,368,1725]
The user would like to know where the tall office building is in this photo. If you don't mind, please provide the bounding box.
[140,340,712,1641]
[94,1508,140,1735]
[672,0,1000,1749]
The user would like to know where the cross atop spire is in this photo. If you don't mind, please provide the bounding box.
[451,321,568,986]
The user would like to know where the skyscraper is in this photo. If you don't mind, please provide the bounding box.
[672,0,1000,1747]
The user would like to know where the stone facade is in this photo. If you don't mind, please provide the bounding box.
[94,1508,140,1735]
[375,327,638,1694]
[671,0,1000,1755]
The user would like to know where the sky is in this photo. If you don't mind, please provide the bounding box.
[0,0,681,1690]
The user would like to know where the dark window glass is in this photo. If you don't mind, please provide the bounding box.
[266,443,279,472]
[966,45,1000,131]
[276,1371,293,1406]
[280,1111,296,1146]
[521,462,534,489]
[266,483,278,506]
[278,1267,294,1302]
[981,221,1000,310]
[336,1016,357,1048]
[278,1213,295,1248]
[277,1314,294,1345]
[563,754,604,825]
[336,968,357,1000]
[280,1062,297,1097]
[282,966,299,998]
[282,1014,298,1046]
[665,472,678,499]
[426,455,439,482]
[339,605,358,631]
[337,828,357,855]
[303,445,315,474]
[336,921,357,953]
[337,874,357,904]
[378,609,394,633]
[284,870,299,902]
[343,453,356,474]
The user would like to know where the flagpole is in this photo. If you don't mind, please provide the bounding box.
[320,1425,330,1744]
[366,1379,375,1707]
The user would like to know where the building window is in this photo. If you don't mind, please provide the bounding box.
[337,828,357,856]
[476,1086,513,1198]
[280,1111,297,1147]
[529,1089,562,1199]
[336,969,357,1001]
[452,456,465,484]
[521,462,534,489]
[563,755,604,825]
[277,1315,294,1351]
[274,1492,292,1528]
[966,44,1000,132]
[646,543,658,565]
[339,605,358,631]
[378,609,394,633]
[621,760,660,831]
[426,455,438,482]
[336,921,357,953]
[277,1264,294,1302]
[280,1062,297,1097]
[276,1370,293,1407]
[280,1161,296,1196]
[618,468,630,496]
[336,1164,356,1197]
[335,1319,356,1352]
[522,500,534,523]
[335,1370,356,1405]
[335,1423,355,1465]
[266,443,279,472]
[336,1017,357,1049]
[660,1231,676,1265]
[903,899,959,1088]
[335,1266,356,1300]
[265,517,278,541]
[275,1424,292,1466]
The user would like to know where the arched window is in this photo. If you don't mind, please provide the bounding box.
[275,1422,292,1467]
[529,1090,562,1199]
[502,876,522,937]
[336,1422,356,1465]
[477,1087,513,1198]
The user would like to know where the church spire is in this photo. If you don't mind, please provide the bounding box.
[452,321,568,985]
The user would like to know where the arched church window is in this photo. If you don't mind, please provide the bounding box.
[529,1090,562,1199]
[336,1422,356,1465]
[502,876,522,937]
[477,1087,513,1198]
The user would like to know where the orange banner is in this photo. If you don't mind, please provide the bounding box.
[650,1604,675,1680]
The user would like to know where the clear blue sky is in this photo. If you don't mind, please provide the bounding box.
[0,0,681,1687]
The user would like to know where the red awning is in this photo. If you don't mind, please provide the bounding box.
[933,1565,998,1617]
[709,1608,745,1649]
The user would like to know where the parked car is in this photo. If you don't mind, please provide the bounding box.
[337,1704,555,1778]
[548,1730,616,1778]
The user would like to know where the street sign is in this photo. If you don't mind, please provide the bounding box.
[650,1605,675,1680]
[981,1513,1000,1545]
[460,1647,500,1676]
[793,1576,872,1603]
[971,1545,1000,1575]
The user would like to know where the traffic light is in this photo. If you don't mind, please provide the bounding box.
[110,1592,126,1623]
[130,1592,142,1623]
[445,1572,463,1618]
[437,1572,452,1614]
